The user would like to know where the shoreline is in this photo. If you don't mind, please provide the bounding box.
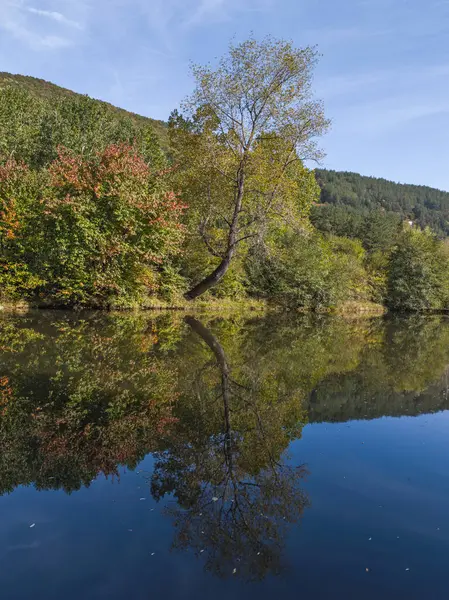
[0,299,387,316]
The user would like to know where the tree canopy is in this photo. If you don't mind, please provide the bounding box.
[170,36,330,299]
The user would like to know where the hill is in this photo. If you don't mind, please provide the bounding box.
[313,169,449,238]
[0,72,168,152]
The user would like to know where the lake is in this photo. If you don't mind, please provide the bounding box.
[1,311,449,599]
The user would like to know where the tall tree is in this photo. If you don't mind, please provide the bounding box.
[170,36,330,299]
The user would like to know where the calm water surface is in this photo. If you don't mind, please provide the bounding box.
[1,311,449,599]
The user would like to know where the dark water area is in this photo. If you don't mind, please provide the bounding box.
[1,311,449,599]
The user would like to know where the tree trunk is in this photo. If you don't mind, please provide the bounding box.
[185,316,229,374]
[184,171,245,300]
[184,251,234,300]
[185,316,232,461]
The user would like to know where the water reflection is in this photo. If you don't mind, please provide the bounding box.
[2,311,449,582]
[0,313,179,494]
[307,315,449,422]
[150,316,309,580]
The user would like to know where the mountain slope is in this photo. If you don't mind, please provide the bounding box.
[314,169,449,237]
[0,72,168,149]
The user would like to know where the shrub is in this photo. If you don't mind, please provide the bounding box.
[0,145,186,306]
[246,231,369,310]
[386,227,449,312]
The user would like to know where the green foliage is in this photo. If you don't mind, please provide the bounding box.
[4,307,449,572]
[0,72,168,153]
[1,61,448,312]
[179,231,248,299]
[246,231,369,309]
[315,169,449,238]
[386,227,449,311]
[170,36,329,298]
[307,315,449,420]
[0,313,179,494]
[0,145,185,306]
[364,250,389,304]
[4,311,449,499]
[311,205,402,252]
[0,84,168,170]
[310,175,449,310]
[0,87,46,165]
[361,210,402,253]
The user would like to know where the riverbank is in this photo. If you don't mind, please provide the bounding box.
[0,297,386,316]
[0,297,267,314]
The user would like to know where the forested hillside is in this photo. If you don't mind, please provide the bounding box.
[0,72,168,151]
[313,169,449,238]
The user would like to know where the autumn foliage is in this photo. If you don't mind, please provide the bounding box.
[0,144,186,306]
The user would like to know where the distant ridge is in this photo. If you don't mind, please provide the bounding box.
[314,169,449,237]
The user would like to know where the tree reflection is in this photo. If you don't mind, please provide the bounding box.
[307,315,449,422]
[0,313,179,494]
[151,317,309,581]
[3,311,449,581]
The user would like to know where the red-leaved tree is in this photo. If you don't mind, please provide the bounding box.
[0,144,187,306]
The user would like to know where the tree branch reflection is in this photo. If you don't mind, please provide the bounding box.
[150,316,309,581]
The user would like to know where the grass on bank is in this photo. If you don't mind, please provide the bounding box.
[0,297,386,317]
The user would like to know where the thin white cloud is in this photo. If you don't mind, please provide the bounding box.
[336,97,449,137]
[184,0,227,27]
[39,34,72,48]
[357,0,449,37]
[2,18,72,49]
[26,7,83,30]
[307,0,448,49]
[315,72,387,99]
[304,25,392,47]
[124,0,272,47]
[379,103,449,129]
[0,1,84,50]
[183,0,272,28]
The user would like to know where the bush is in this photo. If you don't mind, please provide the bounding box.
[386,227,449,312]
[246,231,369,310]
[0,146,186,306]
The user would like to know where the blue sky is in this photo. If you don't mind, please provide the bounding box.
[0,0,448,190]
